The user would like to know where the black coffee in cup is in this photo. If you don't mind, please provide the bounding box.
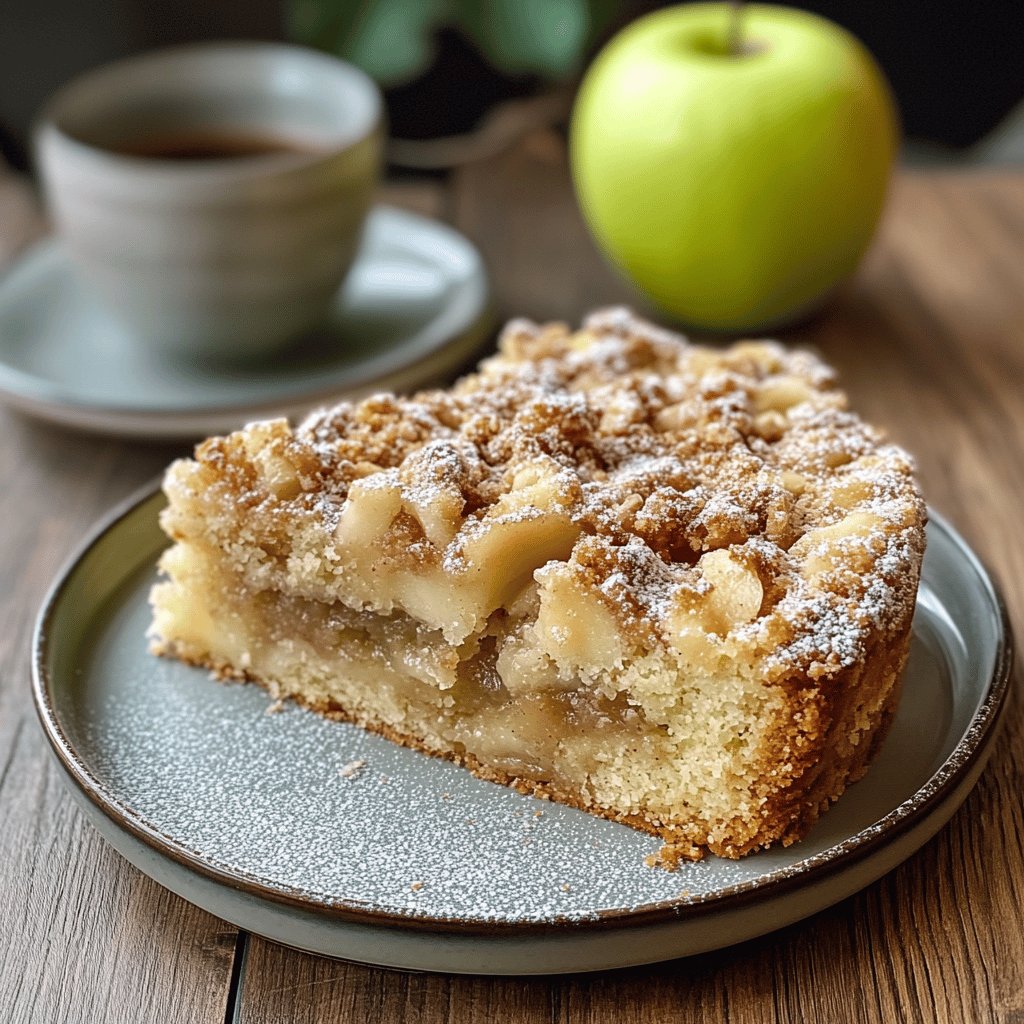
[112,131,320,161]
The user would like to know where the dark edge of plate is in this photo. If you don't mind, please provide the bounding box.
[31,482,1015,937]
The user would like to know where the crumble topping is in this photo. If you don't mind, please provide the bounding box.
[173,308,924,681]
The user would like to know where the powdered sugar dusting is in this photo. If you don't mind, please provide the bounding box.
[260,309,924,674]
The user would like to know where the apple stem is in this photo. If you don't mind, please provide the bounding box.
[727,0,745,56]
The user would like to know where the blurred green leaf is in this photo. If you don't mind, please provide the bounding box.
[456,0,590,79]
[288,0,624,87]
[290,0,450,86]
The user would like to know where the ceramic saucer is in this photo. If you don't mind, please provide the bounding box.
[0,206,492,440]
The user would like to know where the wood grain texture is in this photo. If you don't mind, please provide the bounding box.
[0,410,237,1024]
[0,176,443,1024]
[3,152,1024,1024]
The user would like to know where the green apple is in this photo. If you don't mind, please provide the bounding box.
[570,3,898,331]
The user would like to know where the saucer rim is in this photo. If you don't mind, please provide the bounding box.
[0,206,494,439]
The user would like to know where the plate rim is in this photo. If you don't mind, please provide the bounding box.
[32,484,1015,936]
[0,206,494,438]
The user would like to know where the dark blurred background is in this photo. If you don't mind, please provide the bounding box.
[2,0,1022,170]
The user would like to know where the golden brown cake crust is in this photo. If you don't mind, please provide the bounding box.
[150,308,927,864]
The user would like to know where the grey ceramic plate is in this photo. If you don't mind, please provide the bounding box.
[33,490,1011,974]
[0,206,491,440]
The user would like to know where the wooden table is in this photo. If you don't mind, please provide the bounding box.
[1,135,1022,1023]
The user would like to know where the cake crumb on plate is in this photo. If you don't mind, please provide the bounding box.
[338,759,367,779]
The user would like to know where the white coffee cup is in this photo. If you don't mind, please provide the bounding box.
[36,42,384,361]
